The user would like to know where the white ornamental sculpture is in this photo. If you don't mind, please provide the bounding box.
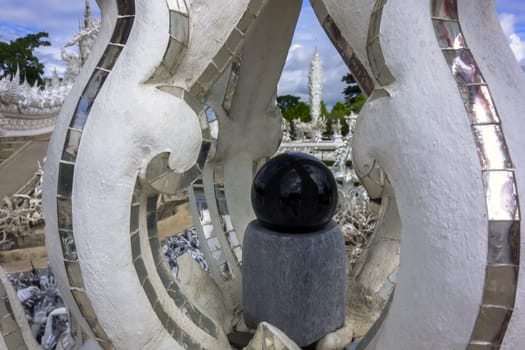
[295,49,326,141]
[33,0,525,350]
[309,49,323,139]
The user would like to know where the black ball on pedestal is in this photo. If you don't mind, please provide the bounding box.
[251,152,338,233]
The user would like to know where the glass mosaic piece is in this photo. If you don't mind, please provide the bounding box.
[196,142,211,170]
[57,197,73,230]
[431,0,458,20]
[224,28,244,53]
[167,0,188,13]
[213,46,232,72]
[373,0,387,10]
[443,49,485,85]
[60,229,78,261]
[483,171,519,221]
[62,129,82,162]
[71,290,98,322]
[150,172,184,195]
[164,38,186,73]
[58,162,75,198]
[470,306,512,344]
[473,125,512,170]
[98,44,123,70]
[464,85,500,125]
[236,11,256,34]
[146,153,169,182]
[183,91,205,115]
[433,19,463,49]
[117,0,135,16]
[466,343,498,350]
[65,260,85,289]
[83,69,109,101]
[130,204,139,232]
[71,97,94,130]
[111,17,134,44]
[482,265,518,308]
[368,9,382,42]
[212,250,227,266]
[169,11,189,44]
[179,165,201,189]
[488,221,520,265]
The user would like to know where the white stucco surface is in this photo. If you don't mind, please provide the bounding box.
[352,0,489,348]
[458,1,525,348]
[43,0,118,340]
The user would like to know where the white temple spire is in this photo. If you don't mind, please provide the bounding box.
[308,48,323,124]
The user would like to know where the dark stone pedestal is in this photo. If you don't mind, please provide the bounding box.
[242,220,346,346]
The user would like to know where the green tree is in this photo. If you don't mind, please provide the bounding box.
[342,72,366,114]
[276,95,312,138]
[294,101,311,122]
[0,32,51,86]
[277,94,300,112]
[327,102,350,135]
[342,73,361,101]
[350,93,366,114]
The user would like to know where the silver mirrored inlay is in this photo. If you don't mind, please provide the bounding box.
[212,250,227,266]
[110,17,134,44]
[196,142,211,170]
[464,85,500,125]
[473,125,512,170]
[368,9,382,42]
[62,128,82,162]
[443,49,485,85]
[59,229,78,261]
[58,162,75,198]
[98,44,124,70]
[431,0,458,20]
[432,19,463,49]
[71,98,94,130]
[213,46,232,72]
[117,0,135,16]
[64,260,85,289]
[218,263,234,279]
[470,306,512,344]
[466,343,498,350]
[164,38,185,74]
[483,171,519,221]
[169,11,189,44]
[482,265,518,308]
[236,11,256,34]
[57,197,73,230]
[432,3,521,348]
[183,91,205,115]
[145,153,170,182]
[149,173,184,195]
[82,69,109,101]
[198,63,220,90]
[367,38,394,86]
[167,0,188,14]
[373,0,387,11]
[225,28,244,53]
[488,221,520,266]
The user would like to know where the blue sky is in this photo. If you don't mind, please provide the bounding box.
[0,0,524,108]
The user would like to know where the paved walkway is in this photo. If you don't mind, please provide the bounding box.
[0,139,49,199]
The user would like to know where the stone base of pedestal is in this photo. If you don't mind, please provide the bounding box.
[242,220,346,346]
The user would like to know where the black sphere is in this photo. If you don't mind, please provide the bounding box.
[251,152,338,233]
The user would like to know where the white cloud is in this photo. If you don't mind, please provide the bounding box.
[499,13,525,65]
